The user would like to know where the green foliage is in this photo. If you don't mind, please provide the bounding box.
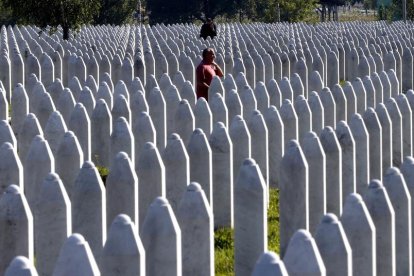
[97,165,109,184]
[2,0,101,39]
[268,187,280,253]
[0,0,15,25]
[215,227,234,275]
[214,188,280,275]
[146,0,318,24]
[95,0,137,25]
[279,0,319,22]
[376,0,413,21]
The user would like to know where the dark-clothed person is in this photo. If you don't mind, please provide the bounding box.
[200,18,217,40]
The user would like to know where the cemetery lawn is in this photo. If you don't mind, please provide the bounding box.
[215,188,279,275]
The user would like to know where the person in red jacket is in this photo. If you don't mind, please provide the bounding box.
[196,48,224,101]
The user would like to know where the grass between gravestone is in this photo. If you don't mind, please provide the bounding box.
[215,188,280,275]
[97,168,279,275]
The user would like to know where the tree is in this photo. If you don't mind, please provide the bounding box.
[257,0,318,23]
[0,0,15,25]
[319,0,346,21]
[95,0,137,25]
[146,0,237,24]
[2,0,101,40]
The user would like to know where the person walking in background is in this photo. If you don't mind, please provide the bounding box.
[196,48,224,101]
[200,18,217,39]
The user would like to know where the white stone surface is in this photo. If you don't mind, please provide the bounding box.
[52,233,100,276]
[0,185,33,275]
[177,182,213,276]
[140,197,181,276]
[363,179,395,276]
[106,152,138,233]
[234,159,267,276]
[34,173,71,276]
[72,161,106,260]
[280,140,308,256]
[100,214,145,276]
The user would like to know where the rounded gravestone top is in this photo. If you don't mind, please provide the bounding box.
[82,161,95,169]
[321,213,339,224]
[293,229,312,241]
[64,131,75,138]
[140,111,149,117]
[180,99,189,105]
[296,95,306,101]
[74,102,85,109]
[243,158,256,166]
[169,133,181,140]
[377,102,386,109]
[115,116,127,124]
[407,90,414,96]
[257,251,280,264]
[251,110,261,116]
[96,99,106,105]
[322,126,335,133]
[347,193,363,204]
[197,97,207,104]
[115,94,127,101]
[214,122,226,129]
[385,97,397,105]
[310,91,319,97]
[365,107,376,115]
[82,86,92,93]
[144,142,156,150]
[27,113,37,119]
[288,139,300,148]
[188,182,202,192]
[282,99,292,105]
[322,87,331,93]
[403,156,414,165]
[5,184,20,194]
[268,105,277,112]
[33,135,45,142]
[67,233,86,244]
[46,172,60,181]
[193,128,205,135]
[304,131,318,139]
[63,87,72,94]
[368,179,382,190]
[0,120,9,127]
[336,120,349,129]
[152,196,169,207]
[115,151,129,160]
[7,256,32,270]
[52,110,63,117]
[1,142,13,150]
[351,113,363,120]
[113,214,132,225]
[386,167,400,176]
[233,115,243,121]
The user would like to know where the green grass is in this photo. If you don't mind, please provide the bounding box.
[97,165,109,184]
[214,188,280,275]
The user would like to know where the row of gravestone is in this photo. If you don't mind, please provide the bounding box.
[0,22,414,276]
[0,69,412,276]
[3,20,414,99]
[3,155,414,276]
